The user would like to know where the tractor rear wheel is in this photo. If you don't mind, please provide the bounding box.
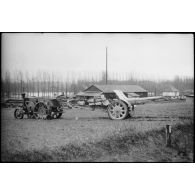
[107,100,128,120]
[36,105,48,119]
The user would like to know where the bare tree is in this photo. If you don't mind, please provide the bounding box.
[51,72,55,97]
[47,73,51,98]
[18,71,24,96]
[4,71,11,99]
[1,77,5,101]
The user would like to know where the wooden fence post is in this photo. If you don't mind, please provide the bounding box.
[166,125,172,147]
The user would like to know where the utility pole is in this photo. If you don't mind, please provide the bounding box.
[106,47,108,84]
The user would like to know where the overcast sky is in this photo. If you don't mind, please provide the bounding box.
[1,33,194,81]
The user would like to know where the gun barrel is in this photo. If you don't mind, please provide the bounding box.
[127,96,163,104]
[113,90,163,105]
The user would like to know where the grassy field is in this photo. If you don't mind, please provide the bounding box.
[1,100,194,162]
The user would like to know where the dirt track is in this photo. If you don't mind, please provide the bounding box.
[1,101,193,154]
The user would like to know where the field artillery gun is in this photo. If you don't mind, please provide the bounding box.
[14,93,63,119]
[62,90,164,120]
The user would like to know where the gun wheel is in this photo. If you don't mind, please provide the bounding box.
[107,100,128,120]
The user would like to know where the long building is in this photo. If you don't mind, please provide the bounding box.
[77,84,148,99]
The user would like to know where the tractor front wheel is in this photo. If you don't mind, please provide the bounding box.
[14,108,24,119]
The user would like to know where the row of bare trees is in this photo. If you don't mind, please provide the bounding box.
[1,71,68,100]
[1,70,194,101]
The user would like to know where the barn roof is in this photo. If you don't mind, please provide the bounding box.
[163,85,179,92]
[85,84,147,93]
[76,91,102,97]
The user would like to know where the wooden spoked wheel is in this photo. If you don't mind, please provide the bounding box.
[107,100,128,120]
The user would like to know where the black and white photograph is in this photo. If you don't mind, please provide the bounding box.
[1,1,195,195]
[1,33,194,162]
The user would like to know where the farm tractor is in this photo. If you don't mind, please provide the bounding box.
[14,93,63,119]
[14,91,162,120]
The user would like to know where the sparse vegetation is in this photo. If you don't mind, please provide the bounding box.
[2,122,193,162]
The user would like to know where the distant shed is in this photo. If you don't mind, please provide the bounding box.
[162,86,179,97]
